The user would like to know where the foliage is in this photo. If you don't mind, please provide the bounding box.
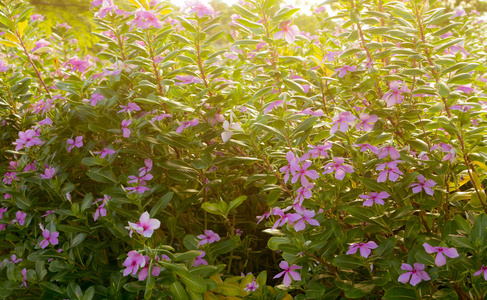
[1,0,487,299]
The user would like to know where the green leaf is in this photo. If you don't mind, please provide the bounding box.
[80,193,93,212]
[179,272,207,293]
[332,255,362,269]
[340,48,362,58]
[201,202,223,216]
[86,168,117,184]
[383,287,417,299]
[210,239,237,257]
[150,192,174,217]
[227,195,247,214]
[447,73,472,85]
[236,18,263,29]
[283,78,305,95]
[70,233,88,248]
[470,214,487,247]
[169,282,189,300]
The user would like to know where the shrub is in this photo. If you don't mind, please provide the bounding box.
[1,0,487,299]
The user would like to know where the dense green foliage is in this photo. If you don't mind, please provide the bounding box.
[2,0,487,299]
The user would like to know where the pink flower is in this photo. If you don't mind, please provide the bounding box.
[264,100,284,114]
[128,170,153,184]
[398,263,430,286]
[41,210,55,217]
[423,243,459,266]
[323,157,354,180]
[0,207,7,219]
[450,104,473,112]
[138,256,161,281]
[94,203,107,221]
[94,0,119,18]
[40,167,55,179]
[67,136,83,152]
[274,20,300,44]
[67,58,90,73]
[13,211,26,225]
[121,119,132,138]
[183,0,215,18]
[290,161,319,186]
[127,212,161,238]
[38,117,53,126]
[299,108,324,116]
[346,241,378,258]
[133,9,163,29]
[175,75,202,85]
[293,207,319,231]
[193,250,208,266]
[83,93,104,106]
[5,254,22,264]
[39,229,59,249]
[150,113,172,123]
[410,175,436,196]
[356,113,378,132]
[360,191,389,206]
[273,261,302,287]
[335,65,357,78]
[138,158,153,173]
[271,207,300,230]
[383,81,410,107]
[15,129,43,151]
[376,161,403,182]
[474,265,487,280]
[122,250,146,276]
[197,230,221,245]
[440,143,457,163]
[330,111,356,134]
[353,143,379,154]
[126,185,150,194]
[94,147,116,158]
[31,14,44,21]
[244,279,259,292]
[21,268,27,288]
[32,39,50,52]
[378,146,400,160]
[176,119,199,133]
[256,211,271,224]
[118,102,141,113]
[300,142,332,160]
[295,183,313,206]
[0,60,9,72]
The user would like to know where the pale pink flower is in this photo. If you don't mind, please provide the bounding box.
[356,113,378,132]
[183,0,215,18]
[138,256,161,280]
[273,261,301,287]
[21,268,27,288]
[423,243,459,266]
[39,229,59,249]
[290,161,319,186]
[335,65,357,78]
[474,265,487,280]
[197,230,221,245]
[14,129,43,151]
[346,241,378,258]
[378,146,400,160]
[330,111,356,134]
[410,175,436,196]
[244,279,259,292]
[122,250,145,276]
[127,212,160,238]
[193,250,208,266]
[176,119,199,133]
[67,136,83,152]
[94,147,116,158]
[383,81,410,107]
[323,157,354,180]
[398,263,430,286]
[83,93,104,106]
[293,207,319,231]
[360,191,389,206]
[40,167,56,179]
[118,103,141,113]
[133,9,163,29]
[121,119,132,138]
[274,20,300,44]
[271,207,300,230]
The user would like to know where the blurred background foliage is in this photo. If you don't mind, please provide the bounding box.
[27,0,487,56]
